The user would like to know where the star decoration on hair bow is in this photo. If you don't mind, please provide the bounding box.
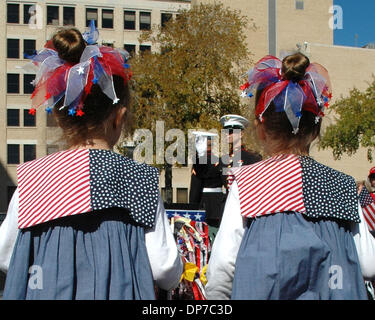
[22,21,132,118]
[77,66,85,75]
[240,55,332,134]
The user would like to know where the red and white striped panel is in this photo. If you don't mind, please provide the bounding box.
[362,202,375,231]
[17,149,92,229]
[233,154,306,218]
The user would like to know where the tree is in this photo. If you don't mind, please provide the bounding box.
[319,77,375,161]
[122,3,255,203]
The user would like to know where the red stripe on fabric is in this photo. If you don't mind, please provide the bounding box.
[18,149,91,229]
[233,154,305,218]
[19,157,89,219]
[39,184,92,222]
[19,151,88,209]
[238,167,302,213]
[18,150,87,210]
[363,205,375,230]
[237,156,299,199]
[241,179,303,217]
[362,208,375,231]
[236,156,299,192]
[19,158,89,216]
[19,176,91,228]
[239,168,301,209]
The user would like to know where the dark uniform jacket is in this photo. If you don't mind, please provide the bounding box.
[189,152,222,205]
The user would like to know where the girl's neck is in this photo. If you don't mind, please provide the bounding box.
[70,139,113,151]
[267,149,310,158]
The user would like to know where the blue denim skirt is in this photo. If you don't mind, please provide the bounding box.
[231,212,368,300]
[3,208,155,300]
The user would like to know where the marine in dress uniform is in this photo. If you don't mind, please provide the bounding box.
[219,114,262,192]
[189,132,225,236]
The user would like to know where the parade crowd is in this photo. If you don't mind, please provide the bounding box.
[0,26,374,300]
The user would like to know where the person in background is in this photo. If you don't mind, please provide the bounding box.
[219,114,262,193]
[0,27,182,300]
[358,167,375,200]
[189,132,224,242]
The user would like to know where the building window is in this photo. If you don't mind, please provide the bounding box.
[63,7,75,26]
[7,4,19,23]
[24,39,36,58]
[7,109,20,127]
[102,9,113,29]
[7,39,19,59]
[124,11,136,30]
[7,186,17,205]
[140,12,151,30]
[296,0,304,10]
[124,44,136,57]
[176,188,188,204]
[161,188,167,202]
[7,144,20,164]
[86,8,98,27]
[23,4,35,24]
[161,13,172,28]
[24,109,36,127]
[24,145,36,162]
[47,6,59,25]
[7,74,20,94]
[24,74,35,94]
[140,45,151,53]
[102,42,114,48]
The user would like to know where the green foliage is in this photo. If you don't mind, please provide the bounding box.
[127,3,254,137]
[320,77,375,161]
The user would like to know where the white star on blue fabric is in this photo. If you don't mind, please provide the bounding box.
[183,213,191,219]
[195,212,202,221]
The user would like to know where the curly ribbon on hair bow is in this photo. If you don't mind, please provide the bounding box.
[240,55,332,134]
[22,21,131,116]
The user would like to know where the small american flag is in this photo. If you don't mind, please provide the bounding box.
[359,188,375,231]
[17,149,92,229]
[232,154,306,218]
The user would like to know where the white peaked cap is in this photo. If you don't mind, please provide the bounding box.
[220,114,250,130]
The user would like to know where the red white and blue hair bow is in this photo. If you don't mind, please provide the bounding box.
[23,21,131,117]
[240,55,332,134]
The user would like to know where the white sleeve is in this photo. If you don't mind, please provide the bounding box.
[351,202,375,280]
[0,188,20,273]
[145,193,183,291]
[205,181,246,300]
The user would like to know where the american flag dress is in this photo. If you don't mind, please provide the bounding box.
[358,187,375,233]
[3,149,160,300]
[229,154,368,300]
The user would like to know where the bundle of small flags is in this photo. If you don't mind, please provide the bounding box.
[168,214,211,300]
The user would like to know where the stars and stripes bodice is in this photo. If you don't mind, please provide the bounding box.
[17,149,159,229]
[359,187,375,231]
[228,154,360,223]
